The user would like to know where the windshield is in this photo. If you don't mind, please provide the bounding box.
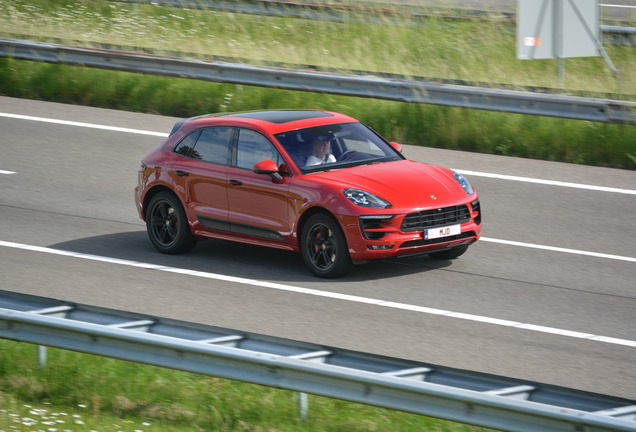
[275,122,403,173]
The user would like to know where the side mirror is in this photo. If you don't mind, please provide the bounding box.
[389,141,403,153]
[253,160,283,182]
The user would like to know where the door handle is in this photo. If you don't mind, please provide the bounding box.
[175,170,190,177]
[229,179,243,186]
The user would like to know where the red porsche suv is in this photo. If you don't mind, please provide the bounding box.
[135,110,481,278]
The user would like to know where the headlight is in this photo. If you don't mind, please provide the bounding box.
[453,172,474,195]
[343,189,392,209]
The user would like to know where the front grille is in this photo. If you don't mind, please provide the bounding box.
[401,205,471,232]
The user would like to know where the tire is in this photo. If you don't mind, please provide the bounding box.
[429,244,469,260]
[146,191,196,254]
[301,213,352,278]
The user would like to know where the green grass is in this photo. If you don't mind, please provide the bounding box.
[0,339,492,431]
[2,0,634,93]
[0,0,634,169]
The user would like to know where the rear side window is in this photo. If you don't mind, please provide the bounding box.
[173,127,233,165]
[196,127,233,165]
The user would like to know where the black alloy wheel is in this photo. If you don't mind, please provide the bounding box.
[146,191,196,254]
[301,213,351,278]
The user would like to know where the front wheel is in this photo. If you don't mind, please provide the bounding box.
[429,244,469,260]
[146,191,196,254]
[301,213,352,278]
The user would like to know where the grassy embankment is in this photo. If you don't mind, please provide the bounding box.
[0,0,635,168]
[0,339,491,431]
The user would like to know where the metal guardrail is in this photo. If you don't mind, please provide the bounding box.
[1,38,636,125]
[1,290,635,432]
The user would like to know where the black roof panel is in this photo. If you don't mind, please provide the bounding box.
[171,110,335,135]
[222,110,333,124]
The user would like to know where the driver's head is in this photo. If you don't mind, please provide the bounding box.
[312,137,331,158]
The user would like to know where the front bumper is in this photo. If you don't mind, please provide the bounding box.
[343,199,482,261]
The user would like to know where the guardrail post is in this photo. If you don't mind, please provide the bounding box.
[297,392,308,421]
[38,345,47,369]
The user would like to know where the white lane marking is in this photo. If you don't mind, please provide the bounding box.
[454,169,636,195]
[2,111,635,195]
[481,237,636,263]
[0,113,169,137]
[0,170,17,175]
[1,240,635,348]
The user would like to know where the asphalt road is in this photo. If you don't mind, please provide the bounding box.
[1,96,635,399]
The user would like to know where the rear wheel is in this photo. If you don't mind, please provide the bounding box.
[301,213,352,278]
[146,191,196,254]
[429,244,469,260]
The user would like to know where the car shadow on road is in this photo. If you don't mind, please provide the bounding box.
[49,230,454,283]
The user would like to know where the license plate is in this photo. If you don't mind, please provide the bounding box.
[424,224,461,240]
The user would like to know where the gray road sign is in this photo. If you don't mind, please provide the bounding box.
[517,0,600,60]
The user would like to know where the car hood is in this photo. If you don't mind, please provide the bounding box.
[311,160,473,210]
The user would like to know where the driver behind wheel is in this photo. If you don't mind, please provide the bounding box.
[306,135,336,166]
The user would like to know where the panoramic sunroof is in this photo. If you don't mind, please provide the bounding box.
[223,110,334,124]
